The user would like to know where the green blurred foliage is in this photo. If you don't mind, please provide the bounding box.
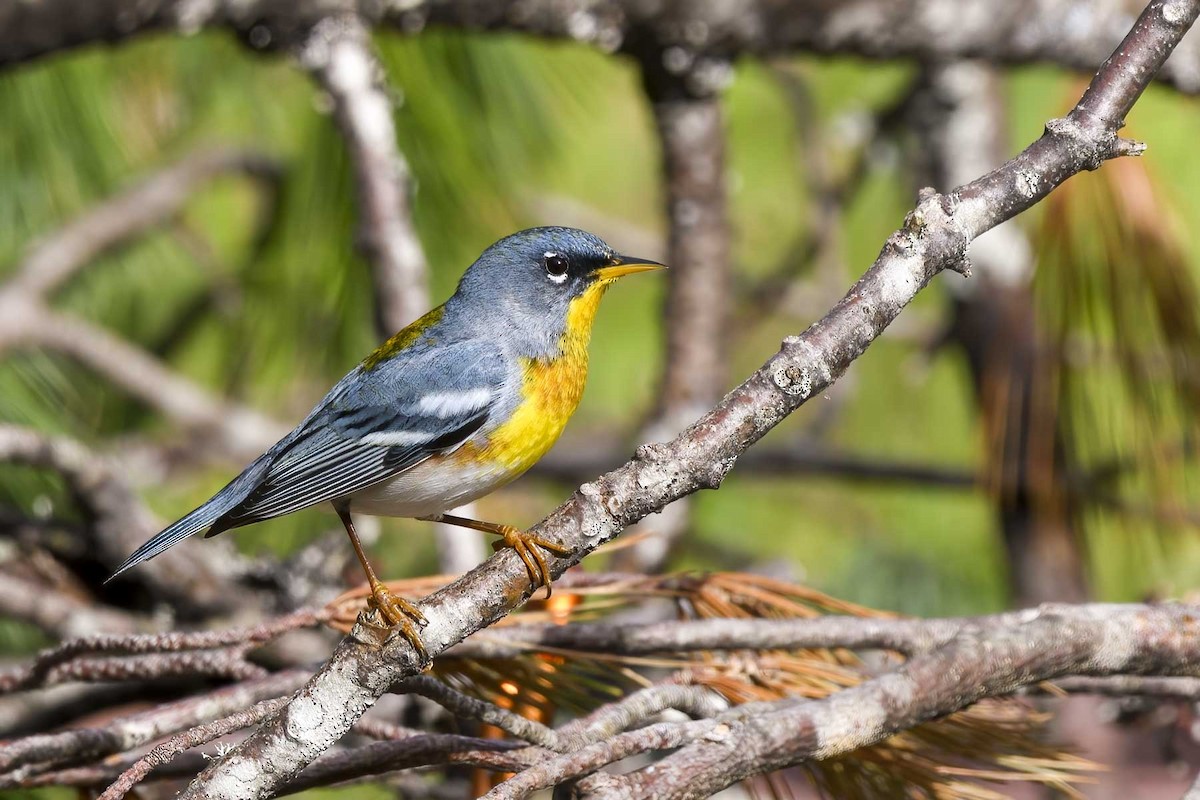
[0,26,1199,696]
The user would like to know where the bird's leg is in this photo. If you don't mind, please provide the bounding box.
[335,504,427,658]
[421,514,570,596]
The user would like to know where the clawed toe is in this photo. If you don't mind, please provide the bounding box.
[366,584,428,659]
[495,527,566,597]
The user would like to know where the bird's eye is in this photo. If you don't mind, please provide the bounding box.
[543,252,569,282]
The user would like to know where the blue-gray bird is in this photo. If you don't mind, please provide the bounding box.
[110,227,664,655]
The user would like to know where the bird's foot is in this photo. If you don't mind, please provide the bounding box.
[364,582,428,659]
[491,526,570,596]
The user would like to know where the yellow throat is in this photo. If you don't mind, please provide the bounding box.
[463,279,613,472]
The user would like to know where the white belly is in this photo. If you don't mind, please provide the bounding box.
[346,455,520,518]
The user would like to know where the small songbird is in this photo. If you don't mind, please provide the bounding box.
[110,227,663,654]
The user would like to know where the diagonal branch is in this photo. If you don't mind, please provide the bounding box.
[0,150,289,460]
[0,669,309,775]
[176,2,1200,797]
[0,425,258,614]
[4,148,279,300]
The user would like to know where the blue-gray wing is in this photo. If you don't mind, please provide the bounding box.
[107,340,503,579]
[215,340,503,528]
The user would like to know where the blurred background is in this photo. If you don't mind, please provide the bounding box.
[2,9,1200,799]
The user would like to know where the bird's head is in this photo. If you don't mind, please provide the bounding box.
[454,227,664,348]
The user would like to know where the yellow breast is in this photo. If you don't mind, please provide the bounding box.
[457,280,611,474]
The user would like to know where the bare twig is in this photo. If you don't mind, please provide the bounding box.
[1047,675,1200,699]
[447,615,993,660]
[484,719,714,800]
[4,148,278,300]
[97,695,291,800]
[0,150,287,460]
[392,676,562,750]
[0,607,321,694]
[557,682,729,748]
[275,734,529,797]
[7,647,267,693]
[1,312,285,458]
[0,425,258,614]
[0,669,309,776]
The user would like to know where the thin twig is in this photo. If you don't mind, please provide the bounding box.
[0,669,309,775]
[392,676,563,750]
[0,608,321,694]
[97,695,292,800]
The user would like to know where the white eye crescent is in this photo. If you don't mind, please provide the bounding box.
[543,251,569,283]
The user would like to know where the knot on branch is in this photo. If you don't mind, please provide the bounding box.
[1044,116,1113,171]
[772,363,813,398]
[887,188,972,277]
[1046,115,1146,172]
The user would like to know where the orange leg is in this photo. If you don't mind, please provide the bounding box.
[422,514,569,596]
[335,503,427,658]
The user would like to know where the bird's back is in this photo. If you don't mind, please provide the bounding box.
[109,308,507,578]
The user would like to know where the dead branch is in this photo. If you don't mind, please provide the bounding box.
[4,148,278,300]
[0,669,309,776]
[0,425,258,614]
[96,695,291,800]
[556,682,729,747]
[392,675,562,750]
[275,734,528,797]
[0,607,321,693]
[6,647,267,692]
[1047,675,1200,698]
[0,150,289,461]
[484,719,717,800]
[446,614,999,660]
[176,1,1199,796]
[5,1,1200,99]
[2,311,285,459]
[0,570,144,639]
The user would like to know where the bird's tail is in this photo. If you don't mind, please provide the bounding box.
[106,453,272,582]
[106,504,224,580]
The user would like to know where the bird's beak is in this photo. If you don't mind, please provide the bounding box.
[592,254,668,281]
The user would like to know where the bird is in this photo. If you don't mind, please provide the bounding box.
[109,226,664,656]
